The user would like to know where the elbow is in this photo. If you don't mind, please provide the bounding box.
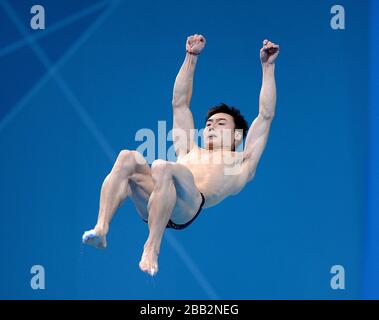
[172,96,188,109]
[172,97,181,108]
[172,87,182,106]
[259,110,275,121]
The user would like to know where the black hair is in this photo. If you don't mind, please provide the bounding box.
[205,103,249,141]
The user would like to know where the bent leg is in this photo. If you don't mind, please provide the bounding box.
[139,160,202,275]
[82,150,153,248]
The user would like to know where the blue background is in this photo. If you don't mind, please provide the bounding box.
[0,0,376,299]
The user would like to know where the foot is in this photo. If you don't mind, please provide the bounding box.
[139,246,159,276]
[82,227,107,249]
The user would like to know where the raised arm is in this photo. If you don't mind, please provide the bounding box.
[242,39,280,182]
[172,34,206,157]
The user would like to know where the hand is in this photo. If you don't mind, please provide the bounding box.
[260,39,280,64]
[186,34,206,55]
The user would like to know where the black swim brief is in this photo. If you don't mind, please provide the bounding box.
[142,192,205,230]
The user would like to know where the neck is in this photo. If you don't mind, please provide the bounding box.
[205,145,234,152]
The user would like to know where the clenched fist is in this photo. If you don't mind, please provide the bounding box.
[186,34,206,55]
[260,39,280,64]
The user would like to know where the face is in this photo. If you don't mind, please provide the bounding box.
[204,113,237,150]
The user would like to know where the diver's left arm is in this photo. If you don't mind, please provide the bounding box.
[241,39,280,183]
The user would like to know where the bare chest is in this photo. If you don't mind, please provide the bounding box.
[177,147,245,206]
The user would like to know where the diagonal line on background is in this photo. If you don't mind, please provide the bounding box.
[1,0,220,299]
[165,232,220,299]
[0,0,116,134]
[0,0,119,160]
[0,0,111,58]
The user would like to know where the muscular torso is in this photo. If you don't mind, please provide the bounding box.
[176,145,247,208]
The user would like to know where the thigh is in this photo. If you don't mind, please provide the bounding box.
[170,163,203,225]
[127,152,154,220]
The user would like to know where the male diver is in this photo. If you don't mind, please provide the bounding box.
[82,34,280,276]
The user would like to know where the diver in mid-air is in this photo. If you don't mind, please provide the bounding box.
[83,34,279,276]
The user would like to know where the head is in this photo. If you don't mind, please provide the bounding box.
[204,103,248,151]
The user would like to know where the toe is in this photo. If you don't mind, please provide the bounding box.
[139,260,147,272]
[149,266,158,276]
[82,230,96,243]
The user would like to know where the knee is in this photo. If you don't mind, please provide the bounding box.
[151,160,173,182]
[113,149,139,173]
